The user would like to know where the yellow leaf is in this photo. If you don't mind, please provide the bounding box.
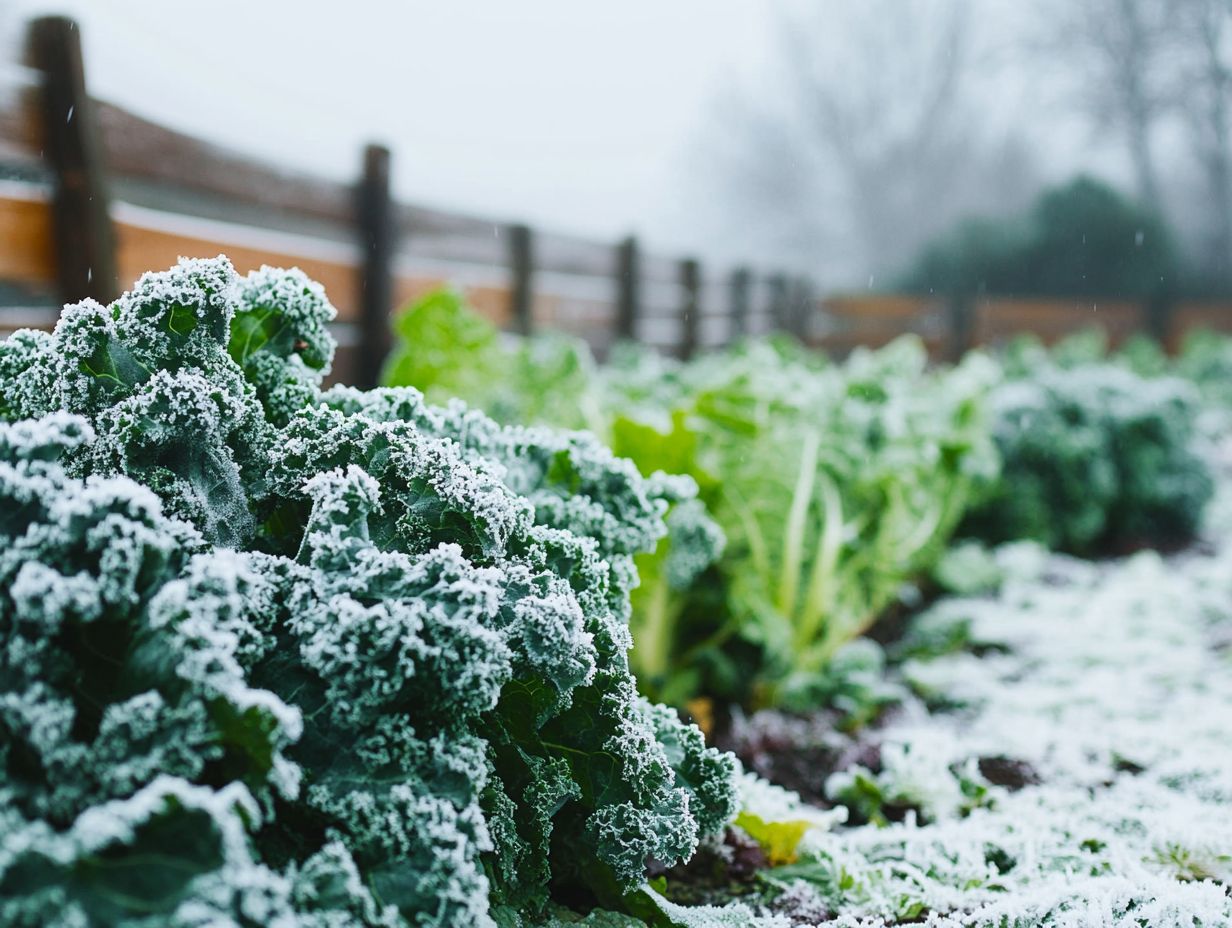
[734,811,811,865]
[685,697,714,739]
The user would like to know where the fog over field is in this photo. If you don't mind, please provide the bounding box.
[1,1,1221,286]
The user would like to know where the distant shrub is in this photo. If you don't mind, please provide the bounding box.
[899,176,1179,301]
[961,364,1213,554]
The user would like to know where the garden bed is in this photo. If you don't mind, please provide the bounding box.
[662,457,1232,926]
[3,260,1230,928]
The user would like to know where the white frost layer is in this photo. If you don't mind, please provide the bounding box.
[778,477,1232,925]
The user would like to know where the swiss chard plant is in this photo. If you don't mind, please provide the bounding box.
[381,288,605,434]
[604,338,999,709]
[0,258,739,927]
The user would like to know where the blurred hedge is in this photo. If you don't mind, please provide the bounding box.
[898,177,1179,300]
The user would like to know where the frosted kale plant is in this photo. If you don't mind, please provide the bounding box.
[0,258,738,927]
[961,363,1213,555]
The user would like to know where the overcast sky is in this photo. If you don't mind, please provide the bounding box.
[3,0,1168,279]
[4,0,786,248]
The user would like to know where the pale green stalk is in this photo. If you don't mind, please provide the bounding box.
[726,482,771,585]
[631,567,673,686]
[794,470,844,653]
[777,430,821,620]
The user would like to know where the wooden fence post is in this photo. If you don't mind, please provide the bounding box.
[729,267,752,342]
[356,143,393,389]
[616,235,640,341]
[29,16,117,305]
[791,276,813,341]
[947,290,975,362]
[768,273,791,333]
[679,258,701,360]
[1143,291,1174,348]
[508,223,534,336]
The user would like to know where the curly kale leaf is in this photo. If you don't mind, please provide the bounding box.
[0,415,300,822]
[260,454,735,919]
[2,777,263,926]
[0,417,396,927]
[962,364,1213,554]
[270,388,738,914]
[230,265,338,427]
[0,259,741,927]
[320,385,679,565]
[0,258,274,548]
[0,776,398,928]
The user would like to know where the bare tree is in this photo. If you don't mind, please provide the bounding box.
[779,0,976,276]
[1174,0,1232,281]
[689,0,1034,283]
[1032,0,1177,211]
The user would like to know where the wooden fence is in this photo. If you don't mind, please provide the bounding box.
[1,16,1229,387]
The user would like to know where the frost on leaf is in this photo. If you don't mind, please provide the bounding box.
[231,265,338,427]
[0,261,741,926]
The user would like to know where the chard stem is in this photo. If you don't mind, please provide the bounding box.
[778,430,821,621]
[796,471,844,653]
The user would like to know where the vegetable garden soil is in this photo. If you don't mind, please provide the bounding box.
[664,495,1232,924]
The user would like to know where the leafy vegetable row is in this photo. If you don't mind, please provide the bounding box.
[383,293,1216,713]
[383,294,999,711]
[2,262,1216,928]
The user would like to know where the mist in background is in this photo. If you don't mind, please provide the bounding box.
[0,0,775,239]
[682,0,1232,293]
[2,0,1228,292]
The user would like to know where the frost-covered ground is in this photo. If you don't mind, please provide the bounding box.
[746,454,1232,926]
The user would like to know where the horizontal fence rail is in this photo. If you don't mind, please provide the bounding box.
[1,15,1231,385]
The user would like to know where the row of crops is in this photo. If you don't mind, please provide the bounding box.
[0,257,1227,927]
[384,291,1216,709]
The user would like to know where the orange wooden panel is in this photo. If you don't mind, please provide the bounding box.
[979,298,1140,322]
[114,219,362,319]
[390,276,512,328]
[1174,302,1232,332]
[534,292,564,326]
[466,284,512,326]
[815,332,945,354]
[823,294,936,321]
[975,297,1141,345]
[1171,302,1232,352]
[0,193,56,287]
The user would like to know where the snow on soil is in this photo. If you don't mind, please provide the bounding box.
[758,468,1232,926]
